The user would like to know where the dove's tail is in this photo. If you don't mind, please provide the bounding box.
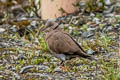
[77,50,97,61]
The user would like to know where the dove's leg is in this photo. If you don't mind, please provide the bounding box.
[49,50,67,61]
[52,53,67,65]
[54,53,66,61]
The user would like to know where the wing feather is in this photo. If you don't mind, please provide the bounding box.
[49,31,80,54]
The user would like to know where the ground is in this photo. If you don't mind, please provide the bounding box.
[0,0,120,80]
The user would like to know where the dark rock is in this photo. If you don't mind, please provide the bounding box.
[104,5,115,14]
[20,65,49,74]
[82,31,94,38]
[20,65,34,74]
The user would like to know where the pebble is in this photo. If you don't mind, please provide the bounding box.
[20,65,34,73]
[54,66,62,72]
[0,28,5,33]
[18,53,26,60]
[90,13,95,17]
[87,49,95,55]
[82,31,94,38]
[104,0,111,6]
[10,25,17,32]
[31,21,37,26]
[28,73,53,79]
[98,2,103,7]
[106,26,113,31]
[79,1,86,6]
[20,65,49,74]
[93,18,100,24]
[87,28,96,31]
[69,26,73,34]
[17,17,27,21]
[0,42,8,48]
[103,6,114,14]
[37,65,49,70]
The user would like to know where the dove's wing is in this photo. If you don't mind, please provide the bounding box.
[64,32,86,53]
[47,30,81,54]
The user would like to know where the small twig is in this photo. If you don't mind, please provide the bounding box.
[31,0,41,18]
[5,3,9,33]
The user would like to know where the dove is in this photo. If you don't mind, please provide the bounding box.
[42,20,96,62]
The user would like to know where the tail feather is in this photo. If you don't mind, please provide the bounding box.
[77,50,97,61]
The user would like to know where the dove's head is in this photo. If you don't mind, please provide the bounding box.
[41,20,59,33]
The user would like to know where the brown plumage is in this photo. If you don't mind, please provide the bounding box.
[43,21,96,61]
